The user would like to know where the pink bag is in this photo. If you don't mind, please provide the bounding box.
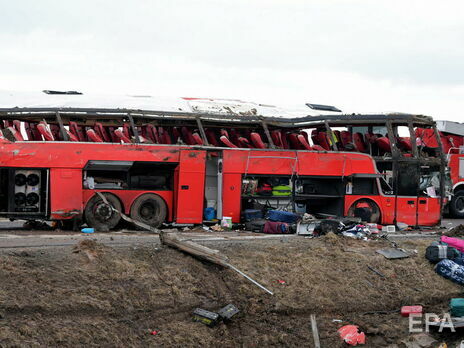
[441,236,464,253]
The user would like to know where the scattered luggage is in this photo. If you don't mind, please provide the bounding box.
[245,219,267,233]
[242,209,263,222]
[256,183,273,196]
[263,221,290,234]
[435,259,464,285]
[272,185,291,196]
[441,236,464,253]
[425,241,460,263]
[267,210,300,223]
[450,298,464,317]
[401,305,423,317]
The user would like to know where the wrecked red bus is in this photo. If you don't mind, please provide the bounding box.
[0,106,445,230]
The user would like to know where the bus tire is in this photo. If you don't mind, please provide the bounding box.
[450,190,464,218]
[347,199,381,223]
[130,193,167,229]
[84,193,122,231]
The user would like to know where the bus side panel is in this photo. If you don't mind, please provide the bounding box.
[417,197,441,226]
[394,197,417,226]
[175,150,206,224]
[50,168,83,220]
[222,173,242,223]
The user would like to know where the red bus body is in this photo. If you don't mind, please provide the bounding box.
[0,139,441,227]
[0,108,445,229]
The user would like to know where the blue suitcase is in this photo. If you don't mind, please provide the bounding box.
[267,210,300,223]
[435,259,464,285]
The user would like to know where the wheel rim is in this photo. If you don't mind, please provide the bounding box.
[94,202,113,222]
[139,201,157,221]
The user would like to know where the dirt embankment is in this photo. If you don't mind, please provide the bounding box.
[0,236,462,347]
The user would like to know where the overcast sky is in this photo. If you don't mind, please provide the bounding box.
[1,0,464,120]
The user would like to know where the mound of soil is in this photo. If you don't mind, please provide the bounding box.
[0,235,462,347]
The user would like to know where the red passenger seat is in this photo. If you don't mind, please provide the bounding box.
[376,137,391,152]
[311,130,319,145]
[220,135,238,148]
[297,134,312,150]
[353,132,367,152]
[86,129,103,142]
[6,127,24,141]
[238,136,251,148]
[317,132,331,150]
[69,121,87,141]
[159,127,172,144]
[114,129,131,143]
[192,132,203,145]
[397,137,412,151]
[250,132,266,149]
[37,123,55,141]
[181,127,196,145]
[288,133,303,149]
[271,130,283,148]
[205,129,219,146]
[94,123,111,142]
[340,131,352,147]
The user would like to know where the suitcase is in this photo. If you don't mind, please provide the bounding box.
[263,221,291,234]
[450,298,464,317]
[267,210,300,223]
[242,209,263,222]
[425,241,460,263]
[435,259,464,285]
[245,219,267,232]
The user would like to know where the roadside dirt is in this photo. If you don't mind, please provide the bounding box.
[0,235,462,347]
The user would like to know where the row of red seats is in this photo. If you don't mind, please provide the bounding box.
[0,120,411,154]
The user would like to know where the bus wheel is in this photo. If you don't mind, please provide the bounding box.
[450,190,464,218]
[347,199,381,223]
[84,193,122,231]
[130,193,167,229]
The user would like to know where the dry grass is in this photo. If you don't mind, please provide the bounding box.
[0,235,462,347]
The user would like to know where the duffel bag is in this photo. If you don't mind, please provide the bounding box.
[242,209,263,222]
[441,236,464,253]
[267,210,300,223]
[272,185,291,196]
[245,219,267,233]
[435,259,464,285]
[263,221,291,234]
[256,184,273,196]
[425,241,460,263]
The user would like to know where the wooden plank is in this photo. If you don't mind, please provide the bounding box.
[310,314,321,348]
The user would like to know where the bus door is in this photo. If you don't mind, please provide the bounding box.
[174,150,206,224]
[417,165,441,226]
[393,162,420,226]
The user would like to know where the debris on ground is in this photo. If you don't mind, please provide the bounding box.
[444,224,464,237]
[337,325,366,346]
[2,236,464,346]
[192,308,220,327]
[377,248,410,259]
